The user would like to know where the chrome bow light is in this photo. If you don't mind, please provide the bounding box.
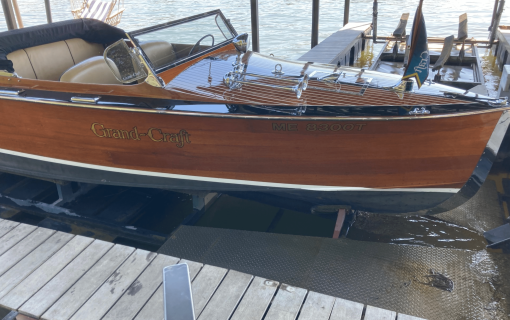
[232,33,250,53]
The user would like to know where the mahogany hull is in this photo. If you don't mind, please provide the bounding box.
[0,96,508,214]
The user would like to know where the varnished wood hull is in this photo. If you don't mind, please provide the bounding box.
[0,96,507,214]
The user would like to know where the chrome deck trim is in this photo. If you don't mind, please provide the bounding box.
[0,92,507,121]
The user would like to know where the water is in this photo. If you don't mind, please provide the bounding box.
[0,0,507,58]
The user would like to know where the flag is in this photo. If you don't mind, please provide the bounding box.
[402,0,429,88]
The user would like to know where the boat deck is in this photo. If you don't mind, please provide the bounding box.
[0,218,425,320]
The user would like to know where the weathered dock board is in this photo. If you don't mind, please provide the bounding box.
[298,22,372,65]
[0,218,426,320]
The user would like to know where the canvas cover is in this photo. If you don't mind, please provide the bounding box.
[0,19,126,73]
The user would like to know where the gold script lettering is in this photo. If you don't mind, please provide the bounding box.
[148,128,163,142]
[91,123,106,137]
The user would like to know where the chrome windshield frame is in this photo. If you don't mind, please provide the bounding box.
[128,10,238,73]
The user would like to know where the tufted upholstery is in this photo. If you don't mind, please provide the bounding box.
[6,38,104,81]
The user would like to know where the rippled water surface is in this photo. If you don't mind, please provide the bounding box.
[0,0,508,58]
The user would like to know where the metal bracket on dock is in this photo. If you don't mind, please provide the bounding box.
[52,182,97,206]
[180,192,220,226]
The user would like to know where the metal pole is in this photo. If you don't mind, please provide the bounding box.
[372,0,378,42]
[311,0,319,48]
[490,0,499,31]
[44,0,53,24]
[11,0,23,28]
[250,0,259,52]
[343,0,350,26]
[1,0,17,30]
[490,0,505,46]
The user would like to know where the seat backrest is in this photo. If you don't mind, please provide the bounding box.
[140,40,176,69]
[7,38,104,81]
[60,56,121,85]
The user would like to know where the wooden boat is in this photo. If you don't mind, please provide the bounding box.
[0,10,508,214]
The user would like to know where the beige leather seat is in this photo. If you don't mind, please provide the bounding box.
[140,40,176,69]
[60,56,122,85]
[6,38,104,81]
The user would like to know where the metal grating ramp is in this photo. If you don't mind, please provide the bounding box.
[159,226,499,320]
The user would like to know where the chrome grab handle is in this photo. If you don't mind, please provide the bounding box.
[71,96,100,104]
[0,89,24,96]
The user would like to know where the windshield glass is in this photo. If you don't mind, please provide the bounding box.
[131,12,235,71]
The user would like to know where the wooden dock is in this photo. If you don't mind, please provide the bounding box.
[0,218,425,320]
[298,22,372,65]
[495,27,510,71]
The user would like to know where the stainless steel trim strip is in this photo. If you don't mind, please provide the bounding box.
[0,89,24,96]
[0,92,507,121]
[70,96,100,104]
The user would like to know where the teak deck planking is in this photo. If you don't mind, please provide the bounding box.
[0,218,426,320]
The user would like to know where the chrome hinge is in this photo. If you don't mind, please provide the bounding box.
[71,96,100,104]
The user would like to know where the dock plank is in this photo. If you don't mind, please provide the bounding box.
[0,224,37,257]
[364,305,397,320]
[329,297,364,320]
[264,284,307,320]
[18,240,113,319]
[0,232,73,300]
[70,249,156,320]
[0,228,55,277]
[102,254,180,320]
[190,264,228,318]
[0,219,19,239]
[230,277,279,320]
[198,270,253,320]
[297,291,336,320]
[298,22,371,64]
[42,244,134,320]
[0,235,92,311]
[133,259,203,320]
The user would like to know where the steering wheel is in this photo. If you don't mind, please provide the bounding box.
[188,34,215,56]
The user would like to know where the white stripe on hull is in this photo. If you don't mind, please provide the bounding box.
[0,148,460,193]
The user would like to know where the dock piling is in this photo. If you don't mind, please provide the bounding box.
[372,0,378,42]
[44,0,53,24]
[490,0,500,31]
[490,0,505,46]
[311,0,319,48]
[343,0,350,26]
[1,0,17,30]
[10,0,22,28]
[250,0,259,52]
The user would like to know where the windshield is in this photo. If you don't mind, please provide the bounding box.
[130,11,236,71]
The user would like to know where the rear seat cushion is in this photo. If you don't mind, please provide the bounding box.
[60,56,122,85]
[65,38,104,65]
[140,40,176,69]
[7,38,106,81]
[6,50,36,79]
[24,41,75,81]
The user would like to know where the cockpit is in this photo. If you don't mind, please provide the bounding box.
[0,10,237,86]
